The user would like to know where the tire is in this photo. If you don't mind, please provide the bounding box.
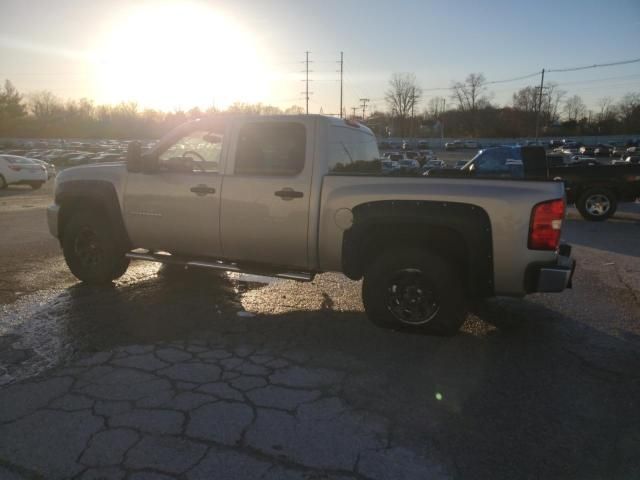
[62,210,130,285]
[30,181,44,190]
[576,188,617,221]
[362,248,467,335]
[0,175,6,189]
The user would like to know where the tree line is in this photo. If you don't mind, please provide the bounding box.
[0,80,305,139]
[1,75,639,140]
[376,72,640,138]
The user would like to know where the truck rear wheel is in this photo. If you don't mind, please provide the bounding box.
[62,210,129,285]
[362,248,467,335]
[576,188,617,221]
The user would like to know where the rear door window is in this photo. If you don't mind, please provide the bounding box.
[234,122,306,176]
[328,126,381,174]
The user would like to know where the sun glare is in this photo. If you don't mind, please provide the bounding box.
[95,2,270,110]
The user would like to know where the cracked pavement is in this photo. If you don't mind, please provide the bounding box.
[1,184,639,479]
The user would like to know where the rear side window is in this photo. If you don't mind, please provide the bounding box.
[234,122,306,176]
[328,126,381,174]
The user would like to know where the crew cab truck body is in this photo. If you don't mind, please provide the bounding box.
[48,115,573,334]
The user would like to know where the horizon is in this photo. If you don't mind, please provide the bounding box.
[1,0,639,115]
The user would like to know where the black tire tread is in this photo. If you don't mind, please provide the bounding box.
[362,248,467,335]
[62,210,129,284]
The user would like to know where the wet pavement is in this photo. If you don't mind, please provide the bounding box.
[1,183,639,479]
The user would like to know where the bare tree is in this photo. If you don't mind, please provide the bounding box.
[596,97,615,122]
[385,73,421,136]
[512,86,538,113]
[425,96,446,118]
[450,73,490,135]
[563,95,586,122]
[542,82,566,125]
[450,73,488,112]
[29,91,63,120]
[385,73,421,119]
[617,92,640,125]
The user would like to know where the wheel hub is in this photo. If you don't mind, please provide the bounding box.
[386,268,440,325]
[74,228,103,268]
[585,194,610,216]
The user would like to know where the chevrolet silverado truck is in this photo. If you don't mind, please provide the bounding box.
[47,115,574,335]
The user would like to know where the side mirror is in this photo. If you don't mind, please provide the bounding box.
[126,141,142,172]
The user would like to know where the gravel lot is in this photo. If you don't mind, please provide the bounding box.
[0,181,639,479]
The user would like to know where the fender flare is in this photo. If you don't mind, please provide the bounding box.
[341,200,494,298]
[55,180,131,252]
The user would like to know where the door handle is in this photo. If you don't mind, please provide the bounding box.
[190,185,216,196]
[274,188,304,200]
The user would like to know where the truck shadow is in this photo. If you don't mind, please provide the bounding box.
[6,267,639,479]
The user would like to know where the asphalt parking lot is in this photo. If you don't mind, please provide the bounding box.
[1,181,639,480]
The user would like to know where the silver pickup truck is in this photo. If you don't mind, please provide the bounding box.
[47,115,574,334]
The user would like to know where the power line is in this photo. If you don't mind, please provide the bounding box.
[547,57,640,73]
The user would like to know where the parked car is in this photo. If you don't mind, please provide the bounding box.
[381,159,400,173]
[29,158,56,179]
[424,159,446,169]
[47,115,574,335]
[616,155,640,165]
[417,141,429,149]
[594,144,612,157]
[445,140,463,151]
[397,158,421,173]
[387,152,407,162]
[0,155,48,189]
[610,146,626,158]
[463,141,481,149]
[579,146,594,155]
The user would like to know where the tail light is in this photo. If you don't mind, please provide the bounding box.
[8,165,22,171]
[528,199,565,250]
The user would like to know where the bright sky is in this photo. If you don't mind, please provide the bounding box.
[1,0,639,114]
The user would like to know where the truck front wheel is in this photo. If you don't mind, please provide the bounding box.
[576,188,617,221]
[62,210,129,285]
[362,249,467,335]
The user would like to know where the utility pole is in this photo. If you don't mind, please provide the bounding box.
[303,51,312,115]
[534,68,545,140]
[351,107,357,119]
[338,52,344,118]
[359,98,370,120]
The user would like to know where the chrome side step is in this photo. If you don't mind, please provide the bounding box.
[125,252,313,282]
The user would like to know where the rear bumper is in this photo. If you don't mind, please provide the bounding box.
[47,204,60,238]
[525,244,576,293]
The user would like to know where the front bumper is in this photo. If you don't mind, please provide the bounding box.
[526,244,576,293]
[47,204,60,238]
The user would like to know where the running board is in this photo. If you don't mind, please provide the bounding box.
[125,252,313,282]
